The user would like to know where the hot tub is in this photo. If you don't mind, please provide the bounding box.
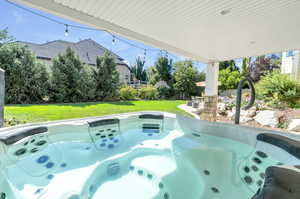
[0,112,299,199]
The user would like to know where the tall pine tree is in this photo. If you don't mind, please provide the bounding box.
[94,51,119,100]
[51,47,88,102]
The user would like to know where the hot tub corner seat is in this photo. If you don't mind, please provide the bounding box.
[251,165,300,199]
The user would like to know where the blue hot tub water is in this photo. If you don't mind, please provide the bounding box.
[0,112,298,199]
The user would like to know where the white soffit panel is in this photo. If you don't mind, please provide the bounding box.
[11,0,300,63]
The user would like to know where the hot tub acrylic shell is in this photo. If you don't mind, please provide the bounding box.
[0,111,299,199]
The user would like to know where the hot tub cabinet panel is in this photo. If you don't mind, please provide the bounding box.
[0,111,298,199]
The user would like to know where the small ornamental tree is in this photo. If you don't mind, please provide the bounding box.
[94,51,119,100]
[50,47,88,102]
[0,43,50,104]
[173,61,198,99]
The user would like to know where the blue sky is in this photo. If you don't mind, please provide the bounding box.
[0,0,244,71]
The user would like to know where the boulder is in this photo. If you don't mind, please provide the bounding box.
[227,110,235,119]
[227,106,256,120]
[240,116,253,123]
[288,119,300,132]
[217,103,226,112]
[254,110,277,127]
[217,103,227,115]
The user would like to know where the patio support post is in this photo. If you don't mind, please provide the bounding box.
[0,69,4,127]
[201,62,219,121]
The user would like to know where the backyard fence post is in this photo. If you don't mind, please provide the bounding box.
[201,62,219,121]
[0,69,4,127]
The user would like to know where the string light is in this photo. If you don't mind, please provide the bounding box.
[112,35,116,45]
[64,24,69,36]
[143,49,147,61]
[4,0,189,63]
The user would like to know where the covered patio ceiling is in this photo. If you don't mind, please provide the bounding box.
[11,0,300,63]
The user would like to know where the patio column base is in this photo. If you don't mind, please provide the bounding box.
[201,95,218,122]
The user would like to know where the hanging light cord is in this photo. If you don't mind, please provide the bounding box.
[4,0,170,55]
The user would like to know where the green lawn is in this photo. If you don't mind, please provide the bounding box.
[4,100,190,124]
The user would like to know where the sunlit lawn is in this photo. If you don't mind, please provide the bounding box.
[4,100,190,124]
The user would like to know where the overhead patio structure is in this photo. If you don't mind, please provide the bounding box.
[4,0,300,122]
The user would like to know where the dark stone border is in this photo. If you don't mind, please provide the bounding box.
[257,133,300,159]
[0,126,48,145]
[88,118,119,127]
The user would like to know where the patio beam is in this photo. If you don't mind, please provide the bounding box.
[0,69,4,127]
[202,62,219,121]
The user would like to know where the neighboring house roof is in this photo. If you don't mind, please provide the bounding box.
[16,39,129,67]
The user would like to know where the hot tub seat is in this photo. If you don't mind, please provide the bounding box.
[0,126,48,145]
[257,133,300,159]
[252,165,300,199]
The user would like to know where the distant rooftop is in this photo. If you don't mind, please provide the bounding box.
[16,39,128,66]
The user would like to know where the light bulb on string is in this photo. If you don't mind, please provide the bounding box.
[64,24,69,36]
[112,35,116,45]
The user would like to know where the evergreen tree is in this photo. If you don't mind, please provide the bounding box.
[0,28,14,46]
[173,61,198,99]
[241,57,251,77]
[94,51,119,100]
[154,56,173,86]
[147,66,160,85]
[0,43,50,103]
[131,57,147,81]
[219,60,239,71]
[50,47,87,102]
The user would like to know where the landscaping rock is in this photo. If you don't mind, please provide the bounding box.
[227,110,235,118]
[240,116,253,123]
[254,110,277,127]
[192,102,199,108]
[243,106,257,117]
[288,119,300,132]
[217,103,227,115]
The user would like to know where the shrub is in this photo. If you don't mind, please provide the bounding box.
[157,86,174,99]
[219,68,242,90]
[119,86,137,100]
[139,85,158,100]
[4,117,26,127]
[256,70,300,107]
